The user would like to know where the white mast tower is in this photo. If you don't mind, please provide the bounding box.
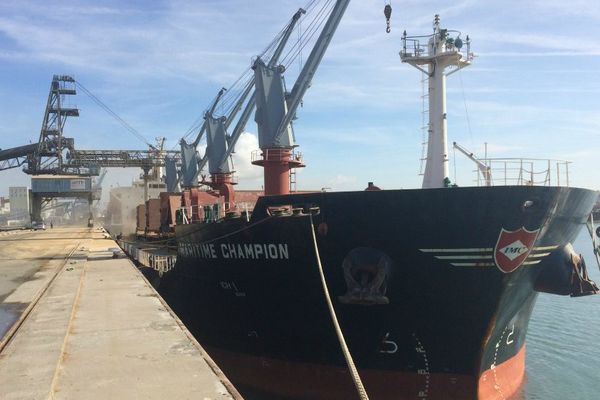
[401,15,473,189]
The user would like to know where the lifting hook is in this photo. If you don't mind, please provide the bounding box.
[384,2,392,33]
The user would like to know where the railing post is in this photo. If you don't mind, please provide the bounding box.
[529,161,533,185]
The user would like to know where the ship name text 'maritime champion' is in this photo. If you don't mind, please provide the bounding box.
[143,1,600,399]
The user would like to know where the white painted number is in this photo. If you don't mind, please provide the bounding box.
[506,324,515,345]
[379,332,398,354]
[219,281,246,297]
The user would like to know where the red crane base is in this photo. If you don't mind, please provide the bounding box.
[252,148,304,196]
[201,173,236,210]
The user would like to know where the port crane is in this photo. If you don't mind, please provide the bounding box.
[179,0,350,201]
[180,0,351,199]
[178,8,305,206]
[251,0,350,195]
[0,75,180,222]
[0,75,180,178]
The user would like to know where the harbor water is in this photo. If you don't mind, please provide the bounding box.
[521,228,600,400]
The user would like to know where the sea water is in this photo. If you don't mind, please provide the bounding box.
[523,229,600,400]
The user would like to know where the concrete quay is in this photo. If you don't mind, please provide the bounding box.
[0,227,241,400]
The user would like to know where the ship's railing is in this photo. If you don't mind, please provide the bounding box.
[251,149,303,163]
[178,201,254,224]
[200,174,240,185]
[400,33,471,62]
[470,158,571,187]
[118,240,177,274]
[400,36,430,58]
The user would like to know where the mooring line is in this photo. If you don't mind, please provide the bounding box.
[309,213,370,400]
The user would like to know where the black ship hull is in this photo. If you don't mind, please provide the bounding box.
[157,186,597,400]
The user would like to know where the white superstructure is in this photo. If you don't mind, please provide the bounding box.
[401,15,473,189]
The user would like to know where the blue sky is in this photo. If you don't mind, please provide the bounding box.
[0,0,599,199]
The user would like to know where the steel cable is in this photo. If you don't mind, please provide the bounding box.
[75,81,152,148]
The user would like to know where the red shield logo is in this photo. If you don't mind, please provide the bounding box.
[493,227,539,273]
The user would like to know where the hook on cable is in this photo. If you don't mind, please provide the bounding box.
[384,2,392,33]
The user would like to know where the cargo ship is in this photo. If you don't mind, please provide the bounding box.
[150,2,600,399]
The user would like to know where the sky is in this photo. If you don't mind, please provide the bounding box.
[0,0,599,201]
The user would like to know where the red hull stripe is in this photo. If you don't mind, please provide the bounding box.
[209,347,480,399]
[478,345,526,400]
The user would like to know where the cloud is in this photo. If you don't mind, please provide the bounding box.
[329,174,358,190]
[0,2,258,84]
[300,124,410,146]
[530,0,600,19]
[469,26,600,57]
[482,51,600,57]
[230,132,262,188]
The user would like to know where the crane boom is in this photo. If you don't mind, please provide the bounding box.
[218,6,306,136]
[203,80,254,175]
[273,0,350,145]
[220,92,256,166]
[199,7,306,177]
[192,88,226,147]
[179,89,226,187]
[224,79,254,131]
[0,143,39,172]
[453,142,492,186]
[269,8,306,69]
[216,7,306,166]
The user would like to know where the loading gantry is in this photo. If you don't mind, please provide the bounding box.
[0,75,181,223]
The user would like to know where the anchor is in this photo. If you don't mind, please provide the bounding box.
[568,212,600,297]
[338,247,391,305]
[586,212,600,273]
[570,253,599,297]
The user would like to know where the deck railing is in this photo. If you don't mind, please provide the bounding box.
[178,201,254,224]
[251,148,303,163]
[119,240,176,274]
[470,158,570,187]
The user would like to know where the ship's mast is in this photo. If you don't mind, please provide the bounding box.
[401,15,473,189]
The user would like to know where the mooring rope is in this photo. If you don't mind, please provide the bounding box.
[308,213,370,400]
